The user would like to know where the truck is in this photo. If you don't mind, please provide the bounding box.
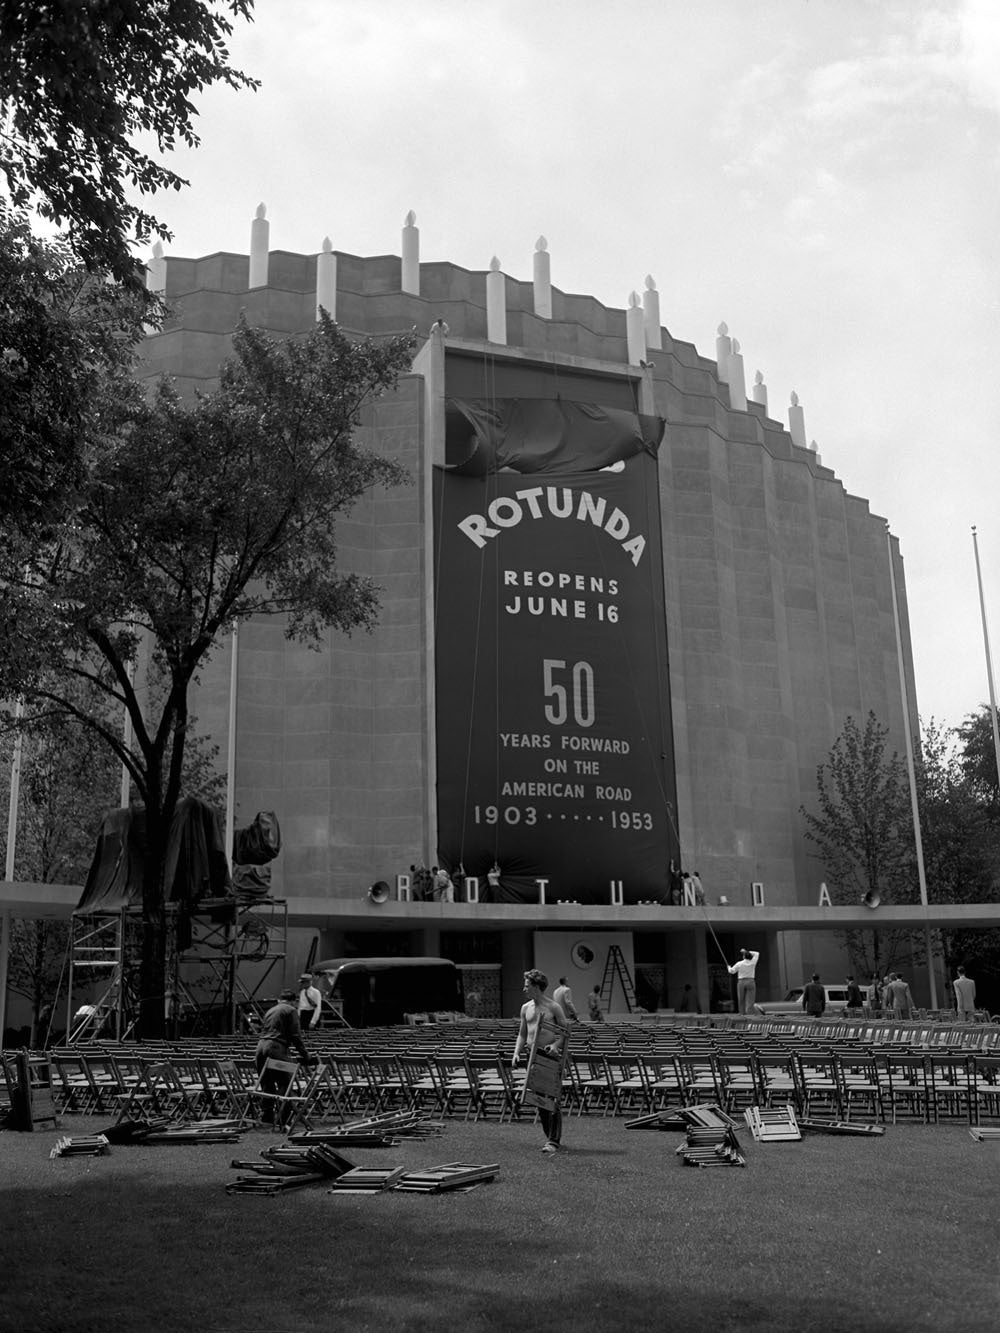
[310,956,465,1028]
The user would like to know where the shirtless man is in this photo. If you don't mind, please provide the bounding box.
[512,969,570,1153]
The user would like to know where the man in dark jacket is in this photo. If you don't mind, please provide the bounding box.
[802,974,826,1018]
[254,989,313,1124]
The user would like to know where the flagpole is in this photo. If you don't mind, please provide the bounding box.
[225,621,239,869]
[971,526,1000,791]
[886,525,938,1009]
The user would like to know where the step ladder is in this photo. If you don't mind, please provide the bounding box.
[600,945,637,1013]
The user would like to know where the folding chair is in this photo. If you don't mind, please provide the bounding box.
[397,1053,444,1114]
[714,1052,761,1115]
[571,1054,614,1116]
[755,1050,802,1110]
[114,1061,195,1124]
[50,1054,97,1114]
[364,1053,407,1113]
[834,1051,884,1122]
[431,1054,475,1118]
[251,1058,310,1131]
[602,1054,651,1116]
[877,1051,930,1124]
[676,1052,724,1108]
[794,1052,843,1118]
[641,1054,687,1112]
[927,1053,973,1124]
[463,1055,518,1122]
[968,1055,1000,1126]
[197,1058,253,1123]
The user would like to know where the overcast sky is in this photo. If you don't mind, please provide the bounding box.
[142,0,1000,731]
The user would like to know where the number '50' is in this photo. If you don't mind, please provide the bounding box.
[543,659,595,728]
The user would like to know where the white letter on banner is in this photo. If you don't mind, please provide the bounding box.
[458,514,498,547]
[488,497,522,528]
[604,508,630,541]
[515,486,545,517]
[622,535,646,565]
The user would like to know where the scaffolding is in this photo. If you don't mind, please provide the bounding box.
[173,896,287,1036]
[64,897,287,1041]
[65,910,142,1042]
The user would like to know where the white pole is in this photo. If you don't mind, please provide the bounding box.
[5,698,23,881]
[972,526,1000,788]
[886,525,938,1008]
[2,698,24,1039]
[0,908,9,1044]
[225,621,239,868]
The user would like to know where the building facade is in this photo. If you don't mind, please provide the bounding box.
[137,232,919,1017]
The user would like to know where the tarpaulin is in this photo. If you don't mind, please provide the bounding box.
[76,796,231,913]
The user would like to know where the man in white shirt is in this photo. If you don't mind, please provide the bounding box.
[953,967,977,1020]
[727,948,760,1014]
[297,973,323,1030]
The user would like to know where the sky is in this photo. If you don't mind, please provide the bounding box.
[139,0,1000,730]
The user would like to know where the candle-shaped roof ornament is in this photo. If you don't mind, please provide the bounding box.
[401,210,420,294]
[716,321,732,384]
[316,235,336,321]
[728,335,747,411]
[145,240,166,294]
[626,289,645,366]
[249,202,269,289]
[486,256,507,344]
[788,390,807,448]
[751,368,768,411]
[642,274,662,351]
[533,235,552,319]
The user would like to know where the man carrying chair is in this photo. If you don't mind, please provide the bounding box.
[254,989,315,1127]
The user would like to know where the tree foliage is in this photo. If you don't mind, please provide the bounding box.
[916,710,1000,989]
[800,712,918,981]
[956,704,1000,813]
[0,0,257,282]
[0,203,149,533]
[1,311,414,1036]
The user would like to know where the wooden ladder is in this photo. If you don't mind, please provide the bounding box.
[600,945,637,1013]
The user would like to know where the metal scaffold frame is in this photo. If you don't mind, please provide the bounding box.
[173,897,288,1036]
[63,897,287,1040]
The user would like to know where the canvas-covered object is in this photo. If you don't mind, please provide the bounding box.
[445,397,663,475]
[76,796,231,912]
[233,810,281,865]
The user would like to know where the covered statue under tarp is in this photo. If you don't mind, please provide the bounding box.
[231,810,281,903]
[76,796,231,914]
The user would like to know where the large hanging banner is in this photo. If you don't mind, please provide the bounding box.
[433,399,678,904]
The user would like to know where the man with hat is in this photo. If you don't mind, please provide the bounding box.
[297,972,323,1030]
[255,989,314,1125]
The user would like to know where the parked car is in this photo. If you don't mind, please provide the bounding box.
[754,984,874,1016]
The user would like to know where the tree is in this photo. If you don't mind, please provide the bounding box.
[0,1,257,283]
[917,712,1000,1004]
[1,687,226,1043]
[0,203,148,533]
[800,712,919,984]
[1,313,414,1037]
[956,705,1000,813]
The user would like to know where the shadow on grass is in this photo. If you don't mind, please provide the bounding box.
[3,1117,999,1333]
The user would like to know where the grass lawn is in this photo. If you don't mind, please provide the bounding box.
[2,1111,998,1333]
